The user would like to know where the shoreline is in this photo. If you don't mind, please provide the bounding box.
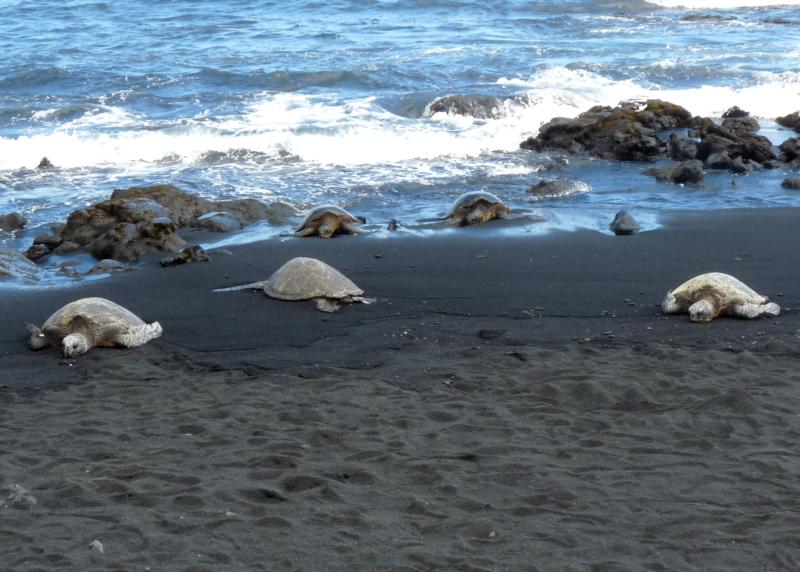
[2,207,798,394]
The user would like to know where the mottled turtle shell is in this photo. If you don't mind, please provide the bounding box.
[41,297,145,342]
[445,191,506,218]
[669,272,767,306]
[296,205,359,231]
[264,257,364,301]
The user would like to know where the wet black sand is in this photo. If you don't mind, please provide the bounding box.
[1,208,799,570]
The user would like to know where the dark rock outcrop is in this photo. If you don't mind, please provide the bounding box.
[643,160,704,185]
[425,95,502,119]
[609,210,640,236]
[782,178,800,190]
[25,244,51,262]
[690,117,776,171]
[722,106,749,119]
[779,137,800,166]
[33,184,284,262]
[668,134,697,161]
[776,112,800,133]
[37,157,54,170]
[520,100,693,162]
[0,212,26,233]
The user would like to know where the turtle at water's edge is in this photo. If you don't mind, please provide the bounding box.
[661,272,780,322]
[294,206,364,238]
[444,191,510,226]
[215,257,374,313]
[27,297,163,357]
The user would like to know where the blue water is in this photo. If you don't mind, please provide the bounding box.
[1,0,800,274]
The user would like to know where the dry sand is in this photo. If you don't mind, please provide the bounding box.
[1,208,799,571]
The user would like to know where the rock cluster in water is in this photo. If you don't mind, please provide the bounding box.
[521,101,793,178]
[23,184,294,263]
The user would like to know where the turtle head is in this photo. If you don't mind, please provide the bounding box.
[465,206,487,225]
[494,203,511,219]
[62,333,91,358]
[26,323,50,351]
[317,223,335,238]
[688,299,716,323]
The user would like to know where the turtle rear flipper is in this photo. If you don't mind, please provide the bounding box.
[213,280,267,293]
[315,298,341,313]
[732,302,781,319]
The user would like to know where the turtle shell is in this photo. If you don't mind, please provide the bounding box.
[264,257,364,301]
[670,272,767,305]
[297,205,359,230]
[41,297,145,342]
[446,191,505,218]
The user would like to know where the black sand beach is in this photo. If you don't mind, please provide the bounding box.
[1,208,799,570]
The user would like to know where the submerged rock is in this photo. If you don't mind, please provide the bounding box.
[609,210,640,236]
[86,259,135,275]
[0,249,39,282]
[643,160,704,185]
[425,95,502,119]
[159,245,211,267]
[528,178,590,198]
[782,177,800,190]
[196,211,242,233]
[520,99,693,162]
[0,212,26,233]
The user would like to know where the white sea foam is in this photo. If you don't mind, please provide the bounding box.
[0,68,798,173]
[649,0,799,7]
[498,67,800,123]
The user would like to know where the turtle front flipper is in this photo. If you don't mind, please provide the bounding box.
[26,323,51,351]
[731,302,781,319]
[341,221,362,235]
[294,227,317,237]
[314,298,341,313]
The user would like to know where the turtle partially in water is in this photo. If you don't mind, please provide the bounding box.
[661,272,781,322]
[216,257,374,312]
[27,297,163,357]
[294,206,364,238]
[444,191,510,225]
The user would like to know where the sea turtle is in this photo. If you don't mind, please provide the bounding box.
[661,272,781,322]
[26,297,163,357]
[216,256,374,312]
[444,191,510,225]
[294,205,364,238]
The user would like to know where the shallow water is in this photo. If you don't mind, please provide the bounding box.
[1,0,800,282]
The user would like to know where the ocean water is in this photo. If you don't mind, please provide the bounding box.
[1,0,800,268]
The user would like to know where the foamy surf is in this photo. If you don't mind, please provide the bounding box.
[650,0,799,7]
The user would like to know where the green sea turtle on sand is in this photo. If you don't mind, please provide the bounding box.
[661,272,780,322]
[216,256,374,313]
[444,191,510,225]
[294,205,364,238]
[27,297,163,357]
